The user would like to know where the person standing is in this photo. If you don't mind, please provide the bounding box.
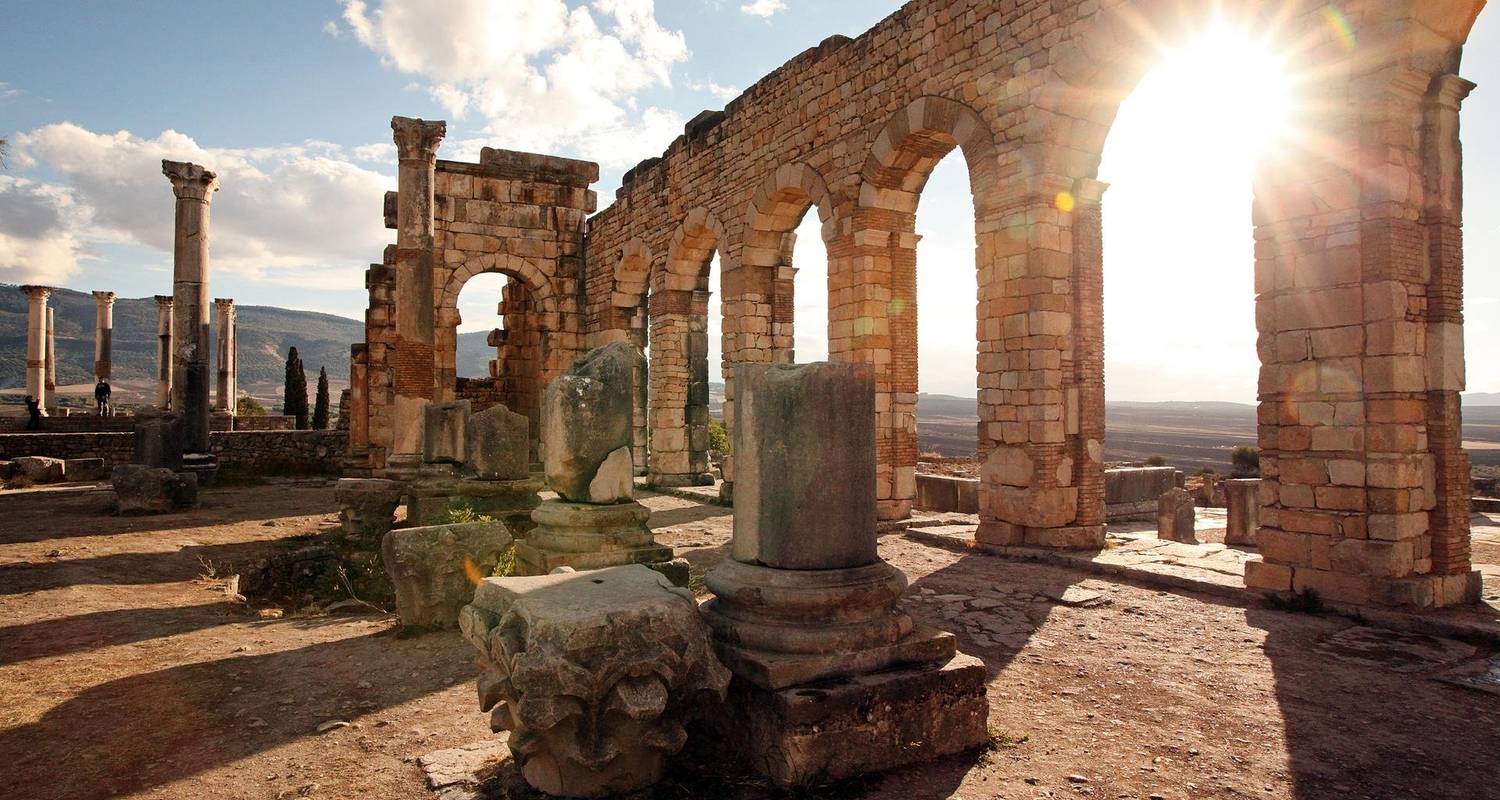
[94,379,112,416]
[24,395,41,430]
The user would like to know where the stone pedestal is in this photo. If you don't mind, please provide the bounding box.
[516,499,683,584]
[335,477,404,541]
[459,565,729,798]
[1158,487,1197,543]
[132,407,184,471]
[703,362,987,784]
[382,519,513,629]
[1225,478,1260,546]
[408,474,543,536]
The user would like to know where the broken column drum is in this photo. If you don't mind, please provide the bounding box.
[701,362,988,786]
[517,343,681,581]
[162,159,220,454]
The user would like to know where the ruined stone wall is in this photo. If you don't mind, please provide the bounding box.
[576,0,1487,608]
[0,430,346,473]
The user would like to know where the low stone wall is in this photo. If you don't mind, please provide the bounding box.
[0,430,347,475]
[914,474,980,514]
[1104,467,1181,521]
[231,416,297,432]
[0,413,297,433]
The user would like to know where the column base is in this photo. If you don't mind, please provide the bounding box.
[382,453,424,481]
[704,653,989,788]
[515,499,684,585]
[977,521,1105,550]
[1248,562,1484,609]
[180,453,218,486]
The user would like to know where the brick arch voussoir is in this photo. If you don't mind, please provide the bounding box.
[858,94,1000,216]
[612,238,654,308]
[745,161,843,243]
[438,253,560,331]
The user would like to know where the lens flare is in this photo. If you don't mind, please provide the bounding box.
[1321,5,1357,53]
[1055,191,1076,213]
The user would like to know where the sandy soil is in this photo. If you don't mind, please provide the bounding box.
[2,484,1498,800]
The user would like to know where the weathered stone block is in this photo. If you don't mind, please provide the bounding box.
[1225,478,1260,546]
[465,402,529,480]
[335,477,404,540]
[112,464,197,514]
[542,343,643,503]
[382,519,513,629]
[733,362,876,570]
[423,400,471,464]
[132,407,183,470]
[407,476,544,536]
[13,456,65,484]
[63,457,108,482]
[459,565,729,798]
[1157,488,1196,543]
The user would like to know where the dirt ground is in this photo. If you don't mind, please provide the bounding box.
[2,482,1498,800]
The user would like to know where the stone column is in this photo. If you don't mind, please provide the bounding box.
[92,291,115,382]
[44,306,57,398]
[388,116,447,477]
[162,160,220,453]
[20,285,51,412]
[154,296,174,408]
[214,298,236,414]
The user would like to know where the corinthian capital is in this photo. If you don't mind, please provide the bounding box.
[19,285,53,301]
[391,116,447,162]
[162,160,220,201]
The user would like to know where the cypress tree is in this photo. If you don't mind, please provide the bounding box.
[312,367,331,430]
[283,347,309,429]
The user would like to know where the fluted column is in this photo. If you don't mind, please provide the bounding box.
[155,295,174,408]
[92,291,115,382]
[20,286,52,413]
[387,116,446,476]
[214,298,237,414]
[44,307,56,399]
[162,160,220,452]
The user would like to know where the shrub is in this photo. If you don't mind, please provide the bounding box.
[238,396,268,417]
[1145,455,1167,467]
[708,418,731,455]
[1232,446,1260,478]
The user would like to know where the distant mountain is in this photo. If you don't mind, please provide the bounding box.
[0,284,504,401]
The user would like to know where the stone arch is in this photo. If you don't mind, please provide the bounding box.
[648,208,725,487]
[841,94,1003,522]
[612,239,654,311]
[438,252,560,332]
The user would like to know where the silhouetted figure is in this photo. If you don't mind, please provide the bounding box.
[95,380,113,416]
[24,395,41,430]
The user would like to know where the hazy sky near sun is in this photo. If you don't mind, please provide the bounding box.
[2,2,1499,401]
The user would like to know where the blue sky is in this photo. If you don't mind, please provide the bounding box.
[2,1,1498,401]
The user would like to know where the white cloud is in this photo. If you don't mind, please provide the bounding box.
[740,0,786,18]
[689,80,740,101]
[10,123,394,289]
[336,0,688,168]
[322,20,342,38]
[0,176,89,285]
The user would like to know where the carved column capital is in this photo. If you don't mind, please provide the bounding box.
[92,290,116,306]
[1429,73,1477,112]
[214,297,236,312]
[391,116,447,162]
[162,160,220,202]
[19,285,53,301]
[155,294,174,309]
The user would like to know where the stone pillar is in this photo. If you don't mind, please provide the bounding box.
[154,296,174,408]
[44,306,57,398]
[1225,479,1261,546]
[20,285,51,412]
[348,343,370,457]
[92,291,115,382]
[214,298,236,414]
[1157,488,1197,544]
[647,288,713,487]
[702,362,985,785]
[1070,179,1110,534]
[162,160,220,453]
[388,116,447,477]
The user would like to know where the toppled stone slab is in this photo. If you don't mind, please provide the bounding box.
[460,565,728,798]
[420,738,509,800]
[383,520,514,629]
[13,456,65,484]
[466,403,530,481]
[541,343,643,503]
[710,653,989,788]
[112,464,197,514]
[63,457,108,482]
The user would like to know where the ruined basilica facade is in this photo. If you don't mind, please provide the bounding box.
[346,0,1488,609]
